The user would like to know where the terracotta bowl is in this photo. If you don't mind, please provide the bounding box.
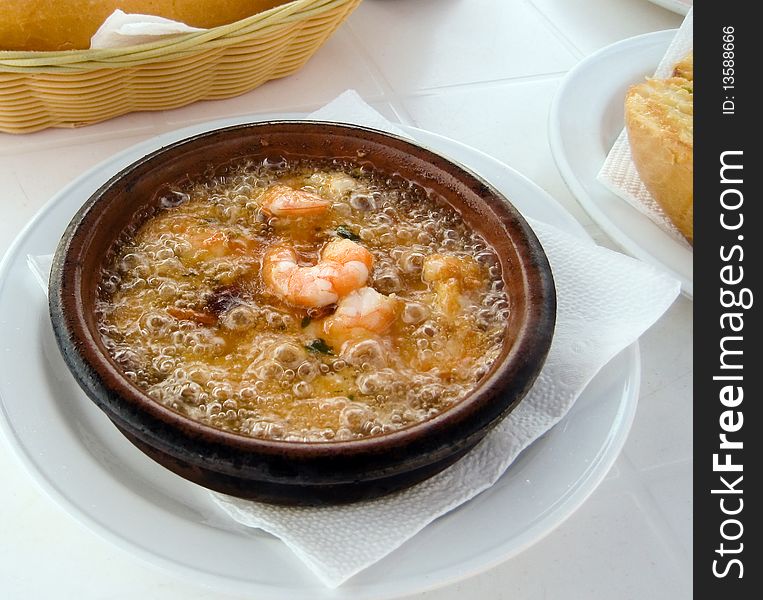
[48,121,556,505]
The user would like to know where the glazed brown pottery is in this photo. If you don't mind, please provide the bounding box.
[48,121,556,505]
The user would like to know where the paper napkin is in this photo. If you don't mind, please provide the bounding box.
[28,91,681,588]
[597,9,693,246]
[90,10,205,49]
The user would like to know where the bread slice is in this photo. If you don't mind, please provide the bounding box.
[625,58,693,244]
[672,52,693,81]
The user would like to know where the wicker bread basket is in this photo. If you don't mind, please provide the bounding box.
[0,0,361,134]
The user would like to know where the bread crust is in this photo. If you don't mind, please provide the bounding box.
[624,55,693,244]
[672,53,693,81]
[0,1,288,51]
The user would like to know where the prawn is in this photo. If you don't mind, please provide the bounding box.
[306,171,366,200]
[320,238,374,296]
[422,254,483,318]
[422,254,482,286]
[187,230,254,258]
[262,238,374,308]
[170,218,257,261]
[260,184,331,218]
[321,287,398,347]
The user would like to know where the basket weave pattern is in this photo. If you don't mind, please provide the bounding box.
[0,0,361,134]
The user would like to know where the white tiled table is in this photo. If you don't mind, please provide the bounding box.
[0,1,691,598]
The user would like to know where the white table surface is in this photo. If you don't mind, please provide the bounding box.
[0,1,691,598]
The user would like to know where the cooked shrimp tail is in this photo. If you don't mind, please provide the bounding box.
[262,246,338,308]
[262,239,374,309]
[322,287,398,346]
[260,184,331,217]
[320,238,373,296]
[422,254,483,318]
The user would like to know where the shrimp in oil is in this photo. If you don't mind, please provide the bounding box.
[97,158,510,442]
[422,254,483,318]
[321,287,398,348]
[260,184,331,217]
[262,238,374,308]
[168,218,258,262]
[306,171,366,200]
[319,238,375,296]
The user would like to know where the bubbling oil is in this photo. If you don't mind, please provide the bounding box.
[96,158,510,442]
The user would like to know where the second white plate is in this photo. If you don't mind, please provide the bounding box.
[549,30,692,297]
[646,0,691,15]
[0,116,639,599]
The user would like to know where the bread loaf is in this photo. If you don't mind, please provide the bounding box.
[625,53,693,244]
[0,1,290,51]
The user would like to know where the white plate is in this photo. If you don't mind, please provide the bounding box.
[646,0,691,15]
[549,30,693,297]
[0,117,639,599]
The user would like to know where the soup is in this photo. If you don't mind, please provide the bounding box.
[96,158,510,442]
